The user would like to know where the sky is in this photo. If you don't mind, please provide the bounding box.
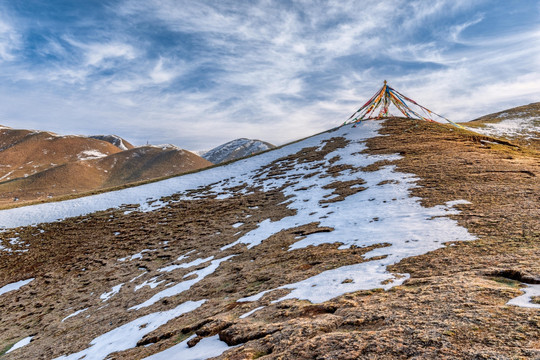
[0,0,538,150]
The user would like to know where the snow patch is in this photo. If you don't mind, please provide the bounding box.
[78,149,108,161]
[53,300,205,360]
[100,283,123,302]
[158,256,214,273]
[507,283,540,309]
[176,249,196,262]
[238,290,272,302]
[131,256,233,310]
[0,170,15,181]
[469,116,539,140]
[118,249,155,262]
[62,308,89,322]
[143,334,236,360]
[239,306,264,319]
[0,278,34,296]
[6,336,33,354]
[135,277,165,291]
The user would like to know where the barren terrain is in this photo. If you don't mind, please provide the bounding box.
[466,102,540,150]
[0,127,212,207]
[0,118,538,359]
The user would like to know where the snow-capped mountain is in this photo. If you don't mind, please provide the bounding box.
[202,138,275,164]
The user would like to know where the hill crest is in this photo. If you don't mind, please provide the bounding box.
[466,102,540,148]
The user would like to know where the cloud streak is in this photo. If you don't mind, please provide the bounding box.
[0,15,20,61]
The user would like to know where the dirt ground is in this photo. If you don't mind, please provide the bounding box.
[0,118,538,359]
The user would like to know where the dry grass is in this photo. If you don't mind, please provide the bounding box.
[0,130,212,208]
[0,118,538,359]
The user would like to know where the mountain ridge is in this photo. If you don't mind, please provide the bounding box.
[0,126,212,207]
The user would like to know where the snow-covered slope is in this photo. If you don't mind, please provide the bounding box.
[202,138,275,164]
[0,121,480,359]
[466,102,540,143]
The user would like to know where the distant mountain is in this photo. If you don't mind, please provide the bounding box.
[203,138,275,164]
[466,102,540,148]
[89,135,134,151]
[98,145,210,187]
[0,126,211,206]
[0,126,123,182]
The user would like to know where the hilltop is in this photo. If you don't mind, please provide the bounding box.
[466,102,540,149]
[0,118,538,359]
[0,126,212,207]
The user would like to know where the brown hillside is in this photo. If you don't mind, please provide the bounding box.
[466,102,540,149]
[0,118,538,359]
[0,126,212,207]
[0,127,122,182]
[0,147,212,206]
[0,162,109,203]
[469,102,540,124]
[99,146,212,187]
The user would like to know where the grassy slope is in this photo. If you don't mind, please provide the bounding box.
[0,135,212,208]
[468,102,540,125]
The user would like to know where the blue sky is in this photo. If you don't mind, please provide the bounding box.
[0,0,538,150]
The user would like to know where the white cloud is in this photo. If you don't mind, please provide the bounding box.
[48,67,90,84]
[87,43,136,66]
[0,17,20,61]
[449,15,484,43]
[65,38,137,67]
[385,42,445,64]
[150,57,182,84]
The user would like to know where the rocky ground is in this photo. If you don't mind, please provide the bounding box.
[0,118,538,359]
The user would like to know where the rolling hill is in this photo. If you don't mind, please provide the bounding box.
[0,126,212,207]
[466,102,540,149]
[0,117,538,359]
